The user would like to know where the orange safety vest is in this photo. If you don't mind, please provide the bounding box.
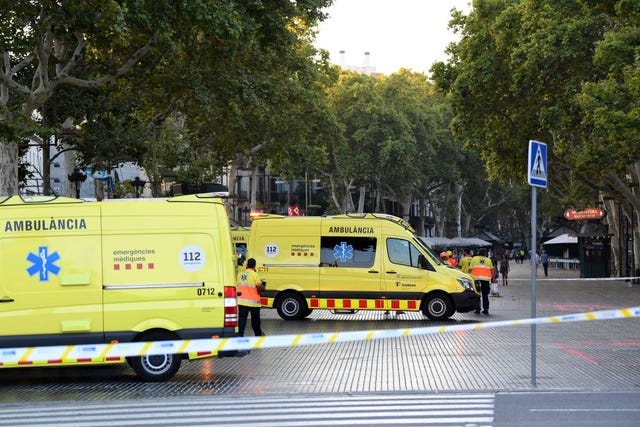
[448,257,457,268]
[237,268,262,307]
[469,256,494,281]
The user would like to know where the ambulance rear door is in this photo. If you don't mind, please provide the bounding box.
[0,202,103,347]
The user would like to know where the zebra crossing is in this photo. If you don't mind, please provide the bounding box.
[1,392,494,426]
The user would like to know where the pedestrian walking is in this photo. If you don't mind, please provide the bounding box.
[499,253,510,286]
[541,250,549,277]
[237,258,265,337]
[469,248,494,315]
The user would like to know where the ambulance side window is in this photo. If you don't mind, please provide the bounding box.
[320,236,376,268]
[387,238,423,268]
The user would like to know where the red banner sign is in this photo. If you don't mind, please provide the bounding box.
[564,208,606,221]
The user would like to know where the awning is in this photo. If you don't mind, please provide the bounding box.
[543,233,578,245]
[420,236,492,248]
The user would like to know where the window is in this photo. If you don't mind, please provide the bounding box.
[320,236,376,268]
[387,238,423,268]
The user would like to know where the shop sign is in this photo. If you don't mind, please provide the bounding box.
[564,208,606,221]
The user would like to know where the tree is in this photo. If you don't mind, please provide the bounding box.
[432,0,640,270]
[0,0,334,196]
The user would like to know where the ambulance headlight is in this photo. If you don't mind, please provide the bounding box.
[457,278,473,291]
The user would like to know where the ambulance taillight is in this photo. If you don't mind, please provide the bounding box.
[224,286,238,327]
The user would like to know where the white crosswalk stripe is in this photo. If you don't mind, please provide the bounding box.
[0,393,494,426]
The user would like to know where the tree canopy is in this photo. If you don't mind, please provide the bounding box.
[0,0,333,195]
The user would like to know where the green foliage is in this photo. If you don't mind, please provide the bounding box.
[432,0,640,209]
[0,0,334,194]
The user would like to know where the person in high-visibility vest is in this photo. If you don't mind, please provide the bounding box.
[237,258,265,337]
[458,248,473,273]
[469,248,495,315]
[447,250,457,268]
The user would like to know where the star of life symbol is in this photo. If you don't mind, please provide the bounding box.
[333,242,353,263]
[241,273,248,282]
[26,246,61,282]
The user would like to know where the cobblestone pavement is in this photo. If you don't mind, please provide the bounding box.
[1,261,639,403]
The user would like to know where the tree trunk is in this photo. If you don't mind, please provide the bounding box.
[455,182,464,238]
[604,197,621,276]
[399,193,411,223]
[357,186,366,213]
[63,145,77,198]
[250,165,260,211]
[227,157,242,221]
[0,140,20,195]
[42,138,51,196]
[417,197,425,236]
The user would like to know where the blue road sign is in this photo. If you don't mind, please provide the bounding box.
[528,140,547,188]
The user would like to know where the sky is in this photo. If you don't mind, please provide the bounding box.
[314,0,472,75]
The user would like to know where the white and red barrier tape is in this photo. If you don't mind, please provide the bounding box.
[1,306,639,366]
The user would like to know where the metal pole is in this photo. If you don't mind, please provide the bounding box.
[531,186,537,387]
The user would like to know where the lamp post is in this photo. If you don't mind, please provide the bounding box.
[131,177,146,198]
[68,169,87,198]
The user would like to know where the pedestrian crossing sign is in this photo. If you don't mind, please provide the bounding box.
[528,140,547,188]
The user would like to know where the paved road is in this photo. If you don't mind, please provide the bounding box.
[2,390,639,426]
[1,262,639,425]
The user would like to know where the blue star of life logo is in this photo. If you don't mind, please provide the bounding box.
[333,242,353,263]
[241,273,248,282]
[26,246,61,282]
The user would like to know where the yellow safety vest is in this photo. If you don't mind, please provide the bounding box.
[237,268,262,307]
[469,256,494,281]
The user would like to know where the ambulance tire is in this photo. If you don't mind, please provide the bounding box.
[276,292,308,320]
[422,293,453,320]
[127,331,182,382]
[304,308,313,318]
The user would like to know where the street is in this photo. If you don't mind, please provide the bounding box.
[2,262,640,426]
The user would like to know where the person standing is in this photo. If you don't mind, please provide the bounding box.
[447,250,457,268]
[530,250,540,276]
[469,248,495,315]
[237,258,265,337]
[458,248,473,274]
[541,250,549,277]
[499,253,510,286]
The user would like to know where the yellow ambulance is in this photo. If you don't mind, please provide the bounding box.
[0,194,242,381]
[247,213,480,320]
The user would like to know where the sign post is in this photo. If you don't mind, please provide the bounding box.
[527,139,547,387]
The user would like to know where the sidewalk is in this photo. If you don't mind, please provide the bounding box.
[506,258,580,280]
[487,257,639,319]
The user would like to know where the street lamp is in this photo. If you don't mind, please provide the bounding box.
[131,177,146,198]
[68,169,87,198]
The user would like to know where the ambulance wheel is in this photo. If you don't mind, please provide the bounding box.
[127,331,182,382]
[276,292,308,320]
[422,293,453,320]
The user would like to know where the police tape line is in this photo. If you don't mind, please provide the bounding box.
[510,276,640,281]
[2,306,640,365]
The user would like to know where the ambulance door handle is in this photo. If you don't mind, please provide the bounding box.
[368,270,379,274]
[0,297,14,303]
[386,271,397,274]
